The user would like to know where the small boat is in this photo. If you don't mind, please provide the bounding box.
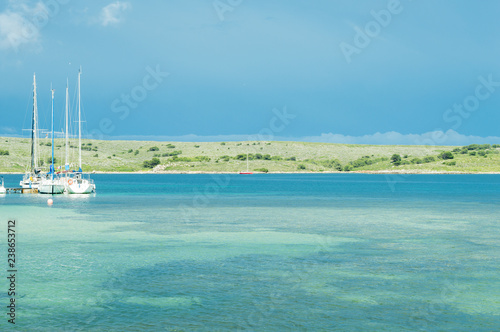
[239,152,253,174]
[39,87,65,194]
[66,68,96,194]
[0,177,6,194]
[20,73,44,190]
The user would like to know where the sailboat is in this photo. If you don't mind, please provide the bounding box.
[0,177,6,194]
[39,87,65,194]
[20,73,44,190]
[66,68,96,194]
[239,152,253,174]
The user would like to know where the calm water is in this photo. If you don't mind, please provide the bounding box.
[1,174,499,331]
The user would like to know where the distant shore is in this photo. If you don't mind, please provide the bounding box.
[3,170,500,175]
[1,137,499,173]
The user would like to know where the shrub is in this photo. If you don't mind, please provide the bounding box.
[166,144,175,149]
[319,159,343,171]
[469,151,476,156]
[297,164,306,170]
[443,161,456,166]
[391,154,401,166]
[221,155,230,162]
[93,154,98,157]
[148,146,159,152]
[134,150,139,155]
[143,157,161,168]
[220,142,226,145]
[286,156,297,161]
[478,151,486,156]
[422,156,435,163]
[411,158,423,164]
[128,149,133,153]
[254,168,269,173]
[194,145,200,148]
[171,156,210,162]
[493,144,500,148]
[162,150,182,157]
[343,165,353,172]
[438,151,454,160]
[263,154,271,160]
[0,149,9,156]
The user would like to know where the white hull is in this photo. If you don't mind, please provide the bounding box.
[20,174,43,189]
[39,179,65,194]
[0,187,6,194]
[66,178,95,194]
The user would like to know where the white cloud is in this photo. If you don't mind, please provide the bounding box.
[0,2,47,50]
[0,127,17,134]
[88,130,500,146]
[100,1,131,27]
[301,130,500,146]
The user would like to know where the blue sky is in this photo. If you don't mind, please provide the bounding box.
[1,0,500,144]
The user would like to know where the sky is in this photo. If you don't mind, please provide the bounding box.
[1,0,500,145]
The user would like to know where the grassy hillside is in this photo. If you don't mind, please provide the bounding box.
[1,137,499,173]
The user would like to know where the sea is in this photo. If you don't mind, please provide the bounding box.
[0,174,499,331]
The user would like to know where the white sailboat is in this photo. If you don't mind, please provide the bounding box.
[239,152,253,174]
[20,73,44,190]
[39,87,65,194]
[66,68,96,194]
[0,176,6,194]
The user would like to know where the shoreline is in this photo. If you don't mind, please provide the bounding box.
[2,170,500,175]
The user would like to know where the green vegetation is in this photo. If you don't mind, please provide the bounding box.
[391,154,402,166]
[1,137,500,173]
[46,156,57,164]
[438,151,454,160]
[148,146,159,152]
[143,157,161,168]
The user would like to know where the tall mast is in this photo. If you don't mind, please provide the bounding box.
[31,73,39,172]
[78,67,82,170]
[51,86,55,180]
[65,79,69,170]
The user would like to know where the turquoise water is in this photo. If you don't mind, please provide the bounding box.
[1,174,499,331]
